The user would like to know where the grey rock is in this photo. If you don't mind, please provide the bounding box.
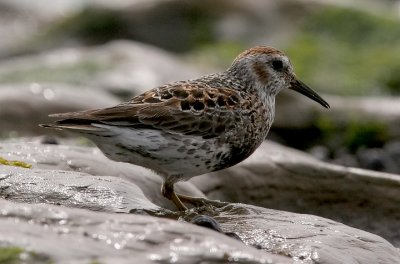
[385,140,400,159]
[0,41,203,136]
[274,91,326,130]
[0,140,399,263]
[384,140,400,173]
[331,153,360,168]
[356,147,392,172]
[0,199,291,264]
[0,41,202,98]
[274,92,400,174]
[0,198,399,264]
[0,166,160,212]
[275,92,400,139]
[210,204,400,264]
[326,95,400,139]
[190,141,400,247]
[308,145,330,161]
[0,83,120,136]
[331,147,360,168]
[0,141,205,211]
[91,41,202,96]
[0,0,54,58]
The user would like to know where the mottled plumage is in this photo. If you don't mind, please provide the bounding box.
[42,46,329,211]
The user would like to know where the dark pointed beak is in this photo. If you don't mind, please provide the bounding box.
[289,79,330,108]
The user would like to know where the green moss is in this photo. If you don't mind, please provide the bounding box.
[185,8,215,49]
[89,260,102,264]
[344,121,388,151]
[31,7,127,46]
[302,7,400,45]
[315,116,336,137]
[56,8,127,43]
[26,4,215,53]
[77,137,96,147]
[0,157,32,169]
[381,63,400,93]
[0,247,23,264]
[316,117,388,151]
[286,6,400,95]
[0,247,52,264]
[314,116,342,149]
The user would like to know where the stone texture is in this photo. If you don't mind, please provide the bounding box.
[0,40,204,138]
[0,83,120,136]
[0,199,291,264]
[0,141,204,211]
[209,204,400,264]
[0,41,202,98]
[0,166,160,213]
[0,140,399,263]
[0,195,398,264]
[274,92,400,174]
[190,140,400,247]
[275,92,400,138]
[0,1,399,262]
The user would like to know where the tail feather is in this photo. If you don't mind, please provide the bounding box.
[39,123,106,131]
[41,109,106,131]
[48,109,97,119]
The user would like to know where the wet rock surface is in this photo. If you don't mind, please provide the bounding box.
[207,204,400,264]
[0,199,292,264]
[0,140,399,263]
[0,166,160,213]
[190,141,400,248]
[0,3,399,262]
[0,0,399,263]
[0,141,204,211]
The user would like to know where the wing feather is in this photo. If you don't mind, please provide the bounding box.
[47,83,250,138]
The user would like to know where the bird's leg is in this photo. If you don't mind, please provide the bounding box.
[176,193,227,208]
[161,181,188,211]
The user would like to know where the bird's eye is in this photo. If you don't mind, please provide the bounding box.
[271,60,284,71]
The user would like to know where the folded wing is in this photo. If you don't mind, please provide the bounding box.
[42,83,247,138]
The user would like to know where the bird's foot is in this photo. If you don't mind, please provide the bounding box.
[176,194,228,209]
[161,182,188,211]
[162,182,227,211]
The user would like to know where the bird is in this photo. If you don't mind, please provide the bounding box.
[41,46,329,211]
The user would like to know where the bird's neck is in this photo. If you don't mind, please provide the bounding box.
[194,72,247,90]
[225,67,253,89]
[197,71,275,119]
[199,71,275,143]
[264,93,275,124]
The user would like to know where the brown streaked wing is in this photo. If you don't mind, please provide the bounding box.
[53,83,247,138]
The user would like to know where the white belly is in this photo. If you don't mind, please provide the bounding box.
[87,125,229,182]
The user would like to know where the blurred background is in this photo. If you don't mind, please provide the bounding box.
[0,0,399,174]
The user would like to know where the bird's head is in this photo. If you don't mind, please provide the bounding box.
[229,46,329,108]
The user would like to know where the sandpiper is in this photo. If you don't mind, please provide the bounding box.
[41,46,329,211]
